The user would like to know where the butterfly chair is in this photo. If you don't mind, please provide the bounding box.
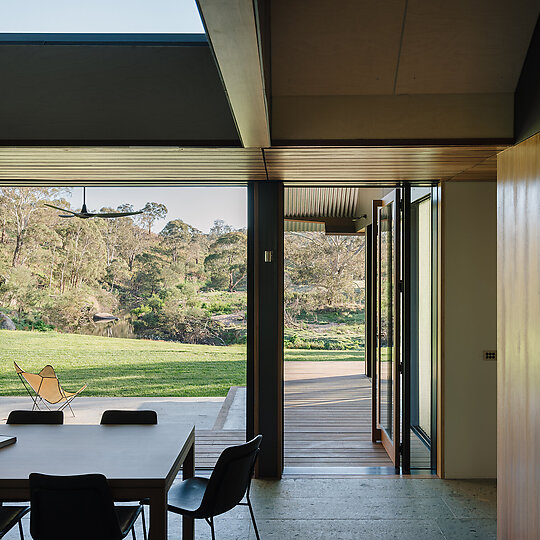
[6,410,63,424]
[0,505,30,539]
[167,435,263,540]
[13,362,87,417]
[29,473,146,540]
[100,410,157,425]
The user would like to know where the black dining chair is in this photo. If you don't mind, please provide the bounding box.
[100,410,158,425]
[29,473,146,540]
[0,505,30,539]
[100,408,157,535]
[167,434,263,540]
[6,410,63,424]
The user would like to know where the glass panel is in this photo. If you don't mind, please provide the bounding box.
[417,199,432,436]
[379,202,394,440]
[0,0,204,34]
[410,196,432,469]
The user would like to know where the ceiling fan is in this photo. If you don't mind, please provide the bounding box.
[45,187,143,219]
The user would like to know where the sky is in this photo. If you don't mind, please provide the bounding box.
[65,187,247,234]
[0,0,204,33]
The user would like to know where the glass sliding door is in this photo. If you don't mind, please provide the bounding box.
[375,190,401,466]
[409,189,437,470]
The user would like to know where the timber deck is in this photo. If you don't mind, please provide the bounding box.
[196,361,392,469]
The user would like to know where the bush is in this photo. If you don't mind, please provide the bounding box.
[202,300,235,315]
[284,329,363,351]
[6,311,55,332]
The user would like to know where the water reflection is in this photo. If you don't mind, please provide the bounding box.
[80,319,135,339]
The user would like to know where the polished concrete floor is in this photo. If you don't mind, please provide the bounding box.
[4,477,496,539]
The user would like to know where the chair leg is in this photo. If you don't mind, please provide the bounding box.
[67,401,75,417]
[131,525,136,540]
[206,517,216,540]
[141,506,148,540]
[247,495,260,540]
[18,518,25,540]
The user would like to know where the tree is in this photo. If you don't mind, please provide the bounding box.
[159,219,192,263]
[0,194,7,244]
[114,207,149,272]
[56,218,106,291]
[139,202,168,234]
[159,219,204,265]
[0,187,65,266]
[205,231,247,291]
[285,232,365,306]
[209,219,233,239]
[98,207,122,266]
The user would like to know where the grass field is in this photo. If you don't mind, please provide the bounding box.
[0,330,364,397]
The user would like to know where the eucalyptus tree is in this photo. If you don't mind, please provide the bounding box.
[0,187,66,267]
[139,202,168,234]
[205,230,247,292]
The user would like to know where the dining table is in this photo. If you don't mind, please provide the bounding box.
[0,423,195,540]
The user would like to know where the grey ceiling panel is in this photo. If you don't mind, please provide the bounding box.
[0,43,240,143]
[395,0,540,94]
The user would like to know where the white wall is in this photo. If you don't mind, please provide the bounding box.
[441,180,497,478]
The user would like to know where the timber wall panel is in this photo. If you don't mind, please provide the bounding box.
[497,132,540,538]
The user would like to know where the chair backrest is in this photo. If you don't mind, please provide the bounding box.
[14,362,66,404]
[100,410,158,425]
[6,410,64,424]
[198,434,263,518]
[30,473,123,540]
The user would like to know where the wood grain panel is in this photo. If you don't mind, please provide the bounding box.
[0,144,508,185]
[266,145,507,183]
[497,132,540,539]
[0,147,267,184]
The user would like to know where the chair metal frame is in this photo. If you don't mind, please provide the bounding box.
[168,435,262,540]
[203,450,260,540]
[0,505,30,539]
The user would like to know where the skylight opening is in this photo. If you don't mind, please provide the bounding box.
[0,0,204,34]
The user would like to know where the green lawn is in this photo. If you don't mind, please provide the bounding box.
[0,330,247,397]
[284,349,364,362]
[0,330,364,397]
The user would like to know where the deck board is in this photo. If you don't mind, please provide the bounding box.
[283,362,391,468]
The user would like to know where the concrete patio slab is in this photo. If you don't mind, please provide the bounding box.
[0,396,226,428]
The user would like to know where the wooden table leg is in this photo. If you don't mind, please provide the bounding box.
[148,488,168,540]
[182,442,195,540]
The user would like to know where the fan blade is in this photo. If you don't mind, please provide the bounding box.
[94,211,144,218]
[44,203,77,215]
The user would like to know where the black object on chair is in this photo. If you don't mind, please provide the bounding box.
[6,410,63,424]
[29,473,146,540]
[0,505,30,539]
[100,410,158,425]
[167,434,263,540]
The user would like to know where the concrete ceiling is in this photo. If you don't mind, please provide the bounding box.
[271,0,540,97]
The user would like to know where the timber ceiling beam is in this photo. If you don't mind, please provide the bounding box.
[197,0,270,148]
